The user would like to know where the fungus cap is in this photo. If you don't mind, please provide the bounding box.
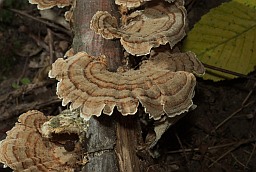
[145,50,205,75]
[0,110,79,172]
[115,0,177,8]
[29,0,73,10]
[115,0,151,8]
[49,52,196,120]
[90,1,186,56]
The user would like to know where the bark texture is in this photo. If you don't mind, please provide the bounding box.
[72,0,142,171]
[73,0,122,71]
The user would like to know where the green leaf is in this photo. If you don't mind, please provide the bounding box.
[12,83,20,89]
[20,77,31,85]
[183,1,256,81]
[234,0,256,9]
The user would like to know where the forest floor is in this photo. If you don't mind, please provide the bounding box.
[0,0,255,172]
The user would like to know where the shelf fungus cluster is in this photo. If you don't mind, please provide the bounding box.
[0,0,205,170]
[49,50,204,120]
[0,110,81,172]
[47,0,204,121]
[0,0,205,171]
[28,0,73,10]
[91,0,186,56]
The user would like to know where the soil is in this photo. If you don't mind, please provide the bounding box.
[0,0,255,172]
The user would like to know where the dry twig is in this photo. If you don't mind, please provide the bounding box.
[203,80,256,140]
[230,153,247,168]
[168,141,240,154]
[203,63,256,81]
[175,132,189,163]
[0,80,57,120]
[245,143,256,169]
[46,28,55,64]
[9,8,72,36]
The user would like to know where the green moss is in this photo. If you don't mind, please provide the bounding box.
[49,118,61,128]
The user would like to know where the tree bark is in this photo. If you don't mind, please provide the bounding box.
[73,1,143,171]
[73,0,122,71]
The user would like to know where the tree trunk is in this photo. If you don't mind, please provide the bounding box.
[73,1,143,171]
[72,0,122,71]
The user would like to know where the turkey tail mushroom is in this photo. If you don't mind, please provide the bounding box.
[49,52,196,120]
[28,0,73,10]
[147,50,205,76]
[0,110,79,172]
[115,0,178,8]
[90,1,186,56]
[115,0,151,8]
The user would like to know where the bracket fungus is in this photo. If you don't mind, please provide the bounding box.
[115,0,177,8]
[0,110,80,172]
[146,50,205,75]
[90,1,186,56]
[28,0,73,10]
[115,0,151,8]
[49,51,197,120]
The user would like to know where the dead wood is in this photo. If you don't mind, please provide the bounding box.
[72,0,143,171]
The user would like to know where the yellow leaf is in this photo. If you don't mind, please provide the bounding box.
[183,1,256,81]
[234,0,256,9]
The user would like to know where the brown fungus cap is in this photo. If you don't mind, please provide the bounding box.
[49,52,196,120]
[29,0,73,10]
[145,50,205,75]
[0,110,79,172]
[90,1,186,56]
[165,0,176,3]
[115,0,177,8]
[115,0,151,8]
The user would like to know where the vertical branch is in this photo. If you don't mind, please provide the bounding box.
[116,115,143,172]
[72,0,142,172]
[72,0,122,71]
